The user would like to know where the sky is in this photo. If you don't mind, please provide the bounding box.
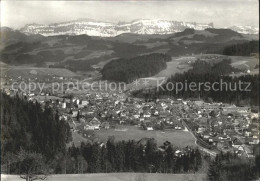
[1,0,259,29]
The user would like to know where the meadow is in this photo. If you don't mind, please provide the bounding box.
[4,66,77,78]
[1,173,207,181]
[95,125,196,148]
[153,57,192,78]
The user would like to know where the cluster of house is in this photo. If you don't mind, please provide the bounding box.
[62,93,187,131]
[23,90,258,159]
[2,81,258,158]
[186,100,259,158]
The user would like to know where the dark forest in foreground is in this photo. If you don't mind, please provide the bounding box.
[208,151,260,181]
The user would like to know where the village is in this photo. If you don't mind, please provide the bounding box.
[2,76,259,160]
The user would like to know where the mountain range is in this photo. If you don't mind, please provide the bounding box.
[19,19,258,37]
[20,19,215,37]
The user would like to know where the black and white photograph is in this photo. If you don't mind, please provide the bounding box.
[0,0,259,181]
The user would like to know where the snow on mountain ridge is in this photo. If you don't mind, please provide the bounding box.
[228,25,259,35]
[20,19,256,37]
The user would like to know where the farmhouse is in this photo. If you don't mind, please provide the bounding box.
[84,117,101,130]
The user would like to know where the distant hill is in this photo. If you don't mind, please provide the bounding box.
[0,27,44,46]
[0,27,258,70]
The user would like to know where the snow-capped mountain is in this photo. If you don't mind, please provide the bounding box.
[228,25,259,35]
[20,19,214,37]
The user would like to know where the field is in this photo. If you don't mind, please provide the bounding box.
[3,66,77,78]
[230,56,259,72]
[123,54,259,92]
[126,57,192,90]
[154,55,259,79]
[95,126,196,147]
[1,173,207,181]
[154,57,192,78]
[126,77,166,90]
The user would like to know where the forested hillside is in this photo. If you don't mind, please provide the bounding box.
[133,59,258,105]
[101,53,171,83]
[190,58,239,75]
[1,93,72,173]
[223,41,259,56]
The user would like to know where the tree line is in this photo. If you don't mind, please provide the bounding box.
[64,137,202,174]
[223,41,259,56]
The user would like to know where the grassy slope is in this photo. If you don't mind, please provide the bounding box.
[1,173,207,181]
[153,57,192,78]
[230,56,259,70]
[154,55,259,79]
